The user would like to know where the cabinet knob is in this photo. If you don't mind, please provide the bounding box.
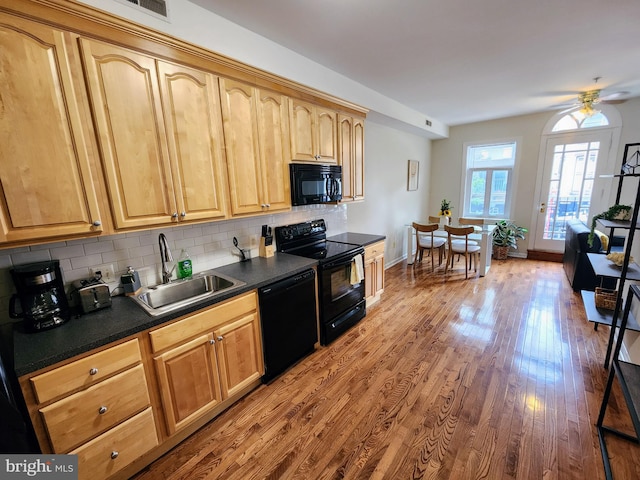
[180,212,186,218]
[92,220,102,227]
[209,339,215,345]
[98,406,108,415]
[110,451,119,460]
[217,335,224,342]
[264,204,270,208]
[171,212,178,219]
[89,368,98,376]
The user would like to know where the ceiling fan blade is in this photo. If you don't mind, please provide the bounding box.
[558,105,579,114]
[601,98,627,105]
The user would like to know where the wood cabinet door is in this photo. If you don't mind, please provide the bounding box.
[338,115,354,201]
[256,89,291,212]
[154,333,222,436]
[315,106,338,164]
[289,99,316,162]
[79,38,177,229]
[214,313,264,399]
[364,256,375,301]
[157,61,228,222]
[352,116,365,200]
[0,15,103,243]
[219,79,264,216]
[374,251,385,296]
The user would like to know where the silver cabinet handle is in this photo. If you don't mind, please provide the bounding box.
[217,335,223,342]
[92,220,102,227]
[265,204,270,208]
[110,451,119,460]
[171,212,178,218]
[98,406,108,415]
[89,368,98,375]
[209,339,215,344]
[180,212,186,218]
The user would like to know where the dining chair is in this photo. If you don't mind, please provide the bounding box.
[458,217,484,227]
[412,222,446,272]
[444,224,481,279]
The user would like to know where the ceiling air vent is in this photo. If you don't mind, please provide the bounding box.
[123,0,168,18]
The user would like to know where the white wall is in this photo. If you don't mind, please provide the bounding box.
[430,111,550,254]
[348,121,431,266]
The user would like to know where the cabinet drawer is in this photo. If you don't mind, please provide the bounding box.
[71,407,158,480]
[364,241,384,260]
[40,364,150,453]
[149,291,257,352]
[30,339,141,404]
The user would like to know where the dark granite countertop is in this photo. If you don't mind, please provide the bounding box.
[327,232,386,246]
[11,253,317,376]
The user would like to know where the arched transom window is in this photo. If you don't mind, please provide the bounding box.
[552,110,609,132]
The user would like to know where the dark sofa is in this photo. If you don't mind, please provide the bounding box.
[563,218,622,292]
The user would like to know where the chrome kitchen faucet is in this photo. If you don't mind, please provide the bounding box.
[159,233,174,284]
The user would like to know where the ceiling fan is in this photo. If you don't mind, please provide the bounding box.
[556,78,628,116]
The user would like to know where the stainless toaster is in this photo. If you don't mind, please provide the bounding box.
[73,280,112,313]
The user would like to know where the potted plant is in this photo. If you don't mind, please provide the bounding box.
[588,204,632,247]
[492,220,528,260]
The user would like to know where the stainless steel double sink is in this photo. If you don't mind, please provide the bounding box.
[130,271,246,316]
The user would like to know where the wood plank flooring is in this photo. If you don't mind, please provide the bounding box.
[132,259,640,479]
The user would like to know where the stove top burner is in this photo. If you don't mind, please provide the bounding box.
[275,219,363,263]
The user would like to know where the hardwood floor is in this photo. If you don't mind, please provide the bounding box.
[132,259,640,479]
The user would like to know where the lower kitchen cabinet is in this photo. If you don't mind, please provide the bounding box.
[149,291,264,436]
[364,240,385,307]
[153,333,222,435]
[19,291,264,480]
[70,408,158,480]
[19,339,159,480]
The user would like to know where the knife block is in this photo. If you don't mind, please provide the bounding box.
[259,237,274,258]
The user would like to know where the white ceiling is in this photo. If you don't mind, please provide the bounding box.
[190,0,640,127]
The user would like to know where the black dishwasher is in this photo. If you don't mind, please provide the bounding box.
[258,269,318,383]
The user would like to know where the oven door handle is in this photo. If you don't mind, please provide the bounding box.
[322,252,363,269]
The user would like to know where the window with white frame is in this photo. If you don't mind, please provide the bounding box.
[463,141,517,218]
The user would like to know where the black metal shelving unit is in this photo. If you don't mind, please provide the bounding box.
[590,143,640,479]
[582,143,640,369]
[597,284,640,480]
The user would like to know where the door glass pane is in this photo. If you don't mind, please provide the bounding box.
[543,141,601,240]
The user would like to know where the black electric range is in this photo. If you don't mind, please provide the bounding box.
[274,219,366,345]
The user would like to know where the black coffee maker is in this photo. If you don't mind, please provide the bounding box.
[9,260,70,332]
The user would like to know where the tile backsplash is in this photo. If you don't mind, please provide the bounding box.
[0,205,347,324]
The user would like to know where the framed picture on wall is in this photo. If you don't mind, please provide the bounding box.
[408,160,419,191]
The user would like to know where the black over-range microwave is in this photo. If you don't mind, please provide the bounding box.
[290,163,342,206]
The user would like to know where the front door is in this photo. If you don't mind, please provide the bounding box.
[533,130,612,251]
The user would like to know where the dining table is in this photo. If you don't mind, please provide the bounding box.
[406,222,497,276]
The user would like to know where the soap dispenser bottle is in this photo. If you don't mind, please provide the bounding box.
[177,249,193,279]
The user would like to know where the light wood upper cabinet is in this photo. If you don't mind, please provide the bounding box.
[80,39,229,229]
[289,99,337,164]
[157,61,228,222]
[219,78,290,216]
[0,14,104,243]
[338,114,365,202]
[80,38,176,229]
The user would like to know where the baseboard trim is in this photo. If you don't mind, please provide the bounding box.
[527,250,563,262]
